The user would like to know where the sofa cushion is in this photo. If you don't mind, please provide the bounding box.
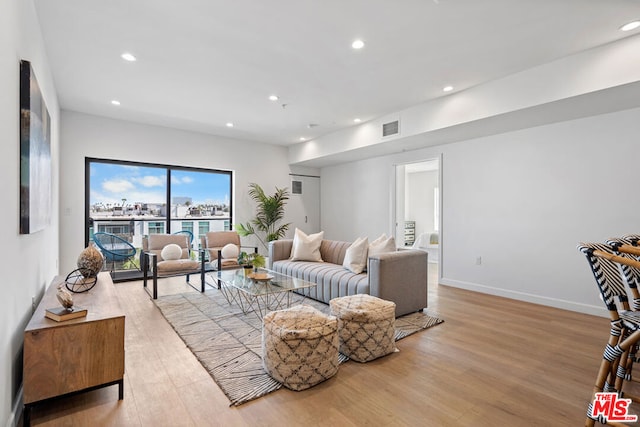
[319,240,352,265]
[343,237,368,274]
[291,228,324,262]
[272,260,369,303]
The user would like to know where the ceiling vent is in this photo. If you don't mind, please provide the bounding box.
[382,120,400,137]
[292,180,302,194]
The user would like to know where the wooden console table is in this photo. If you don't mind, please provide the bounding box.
[23,272,125,426]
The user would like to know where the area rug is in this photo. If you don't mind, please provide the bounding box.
[154,290,443,406]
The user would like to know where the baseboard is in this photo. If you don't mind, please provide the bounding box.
[439,277,607,317]
[7,384,23,427]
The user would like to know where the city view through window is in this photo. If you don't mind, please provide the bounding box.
[87,159,232,279]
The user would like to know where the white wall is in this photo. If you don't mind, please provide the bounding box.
[321,156,395,242]
[59,111,316,270]
[406,170,438,240]
[1,0,60,425]
[321,106,640,316]
[291,33,640,167]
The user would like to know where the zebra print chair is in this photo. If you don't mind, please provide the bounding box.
[623,234,640,247]
[578,242,640,426]
[607,238,640,394]
[606,237,640,309]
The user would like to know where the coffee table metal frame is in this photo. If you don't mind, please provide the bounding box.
[214,268,317,319]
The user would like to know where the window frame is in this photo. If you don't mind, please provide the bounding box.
[84,157,233,248]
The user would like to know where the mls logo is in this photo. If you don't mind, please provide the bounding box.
[591,392,638,422]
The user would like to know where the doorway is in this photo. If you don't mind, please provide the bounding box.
[394,157,440,264]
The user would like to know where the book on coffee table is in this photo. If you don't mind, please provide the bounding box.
[45,306,88,322]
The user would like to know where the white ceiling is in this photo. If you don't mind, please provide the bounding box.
[34,0,640,146]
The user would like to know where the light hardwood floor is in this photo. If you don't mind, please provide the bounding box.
[24,265,616,426]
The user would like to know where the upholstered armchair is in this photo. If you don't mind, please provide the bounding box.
[142,234,207,299]
[200,231,258,270]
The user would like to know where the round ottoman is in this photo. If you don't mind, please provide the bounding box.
[262,305,339,391]
[329,294,397,362]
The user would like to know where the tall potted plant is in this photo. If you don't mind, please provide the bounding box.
[235,183,291,252]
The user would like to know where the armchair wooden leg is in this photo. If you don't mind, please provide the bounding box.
[586,328,640,426]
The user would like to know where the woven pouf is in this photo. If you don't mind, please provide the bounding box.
[330,294,397,363]
[262,305,339,391]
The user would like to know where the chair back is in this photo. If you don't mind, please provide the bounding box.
[623,234,640,246]
[143,234,191,261]
[201,231,240,259]
[578,242,629,314]
[173,230,194,245]
[93,232,136,261]
[607,237,640,309]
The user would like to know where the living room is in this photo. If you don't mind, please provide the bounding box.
[4,1,640,426]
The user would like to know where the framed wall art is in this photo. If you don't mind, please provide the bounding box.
[20,59,51,234]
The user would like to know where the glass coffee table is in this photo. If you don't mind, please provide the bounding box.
[214,268,317,319]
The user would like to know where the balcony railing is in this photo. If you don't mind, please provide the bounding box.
[88,216,230,281]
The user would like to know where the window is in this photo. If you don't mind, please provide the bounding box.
[86,158,232,280]
[148,222,165,234]
[97,223,131,235]
[198,221,210,235]
[181,221,194,234]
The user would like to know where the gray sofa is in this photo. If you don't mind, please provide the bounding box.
[268,239,428,317]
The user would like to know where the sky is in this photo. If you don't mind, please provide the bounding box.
[90,162,230,207]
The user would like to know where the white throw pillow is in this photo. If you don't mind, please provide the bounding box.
[368,234,397,257]
[343,236,369,274]
[369,233,388,248]
[161,243,183,261]
[290,228,324,262]
[221,243,239,259]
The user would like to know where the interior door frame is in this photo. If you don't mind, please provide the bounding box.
[391,154,443,282]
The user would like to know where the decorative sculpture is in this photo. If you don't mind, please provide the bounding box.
[46,283,88,321]
[65,245,103,293]
[56,284,74,310]
[77,245,103,278]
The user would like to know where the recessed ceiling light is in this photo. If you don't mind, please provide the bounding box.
[226,122,234,128]
[353,118,362,123]
[443,85,454,92]
[351,39,365,49]
[620,20,640,32]
[299,137,306,141]
[269,95,279,101]
[111,100,121,106]
[121,52,137,62]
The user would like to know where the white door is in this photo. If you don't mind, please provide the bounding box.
[288,174,320,235]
